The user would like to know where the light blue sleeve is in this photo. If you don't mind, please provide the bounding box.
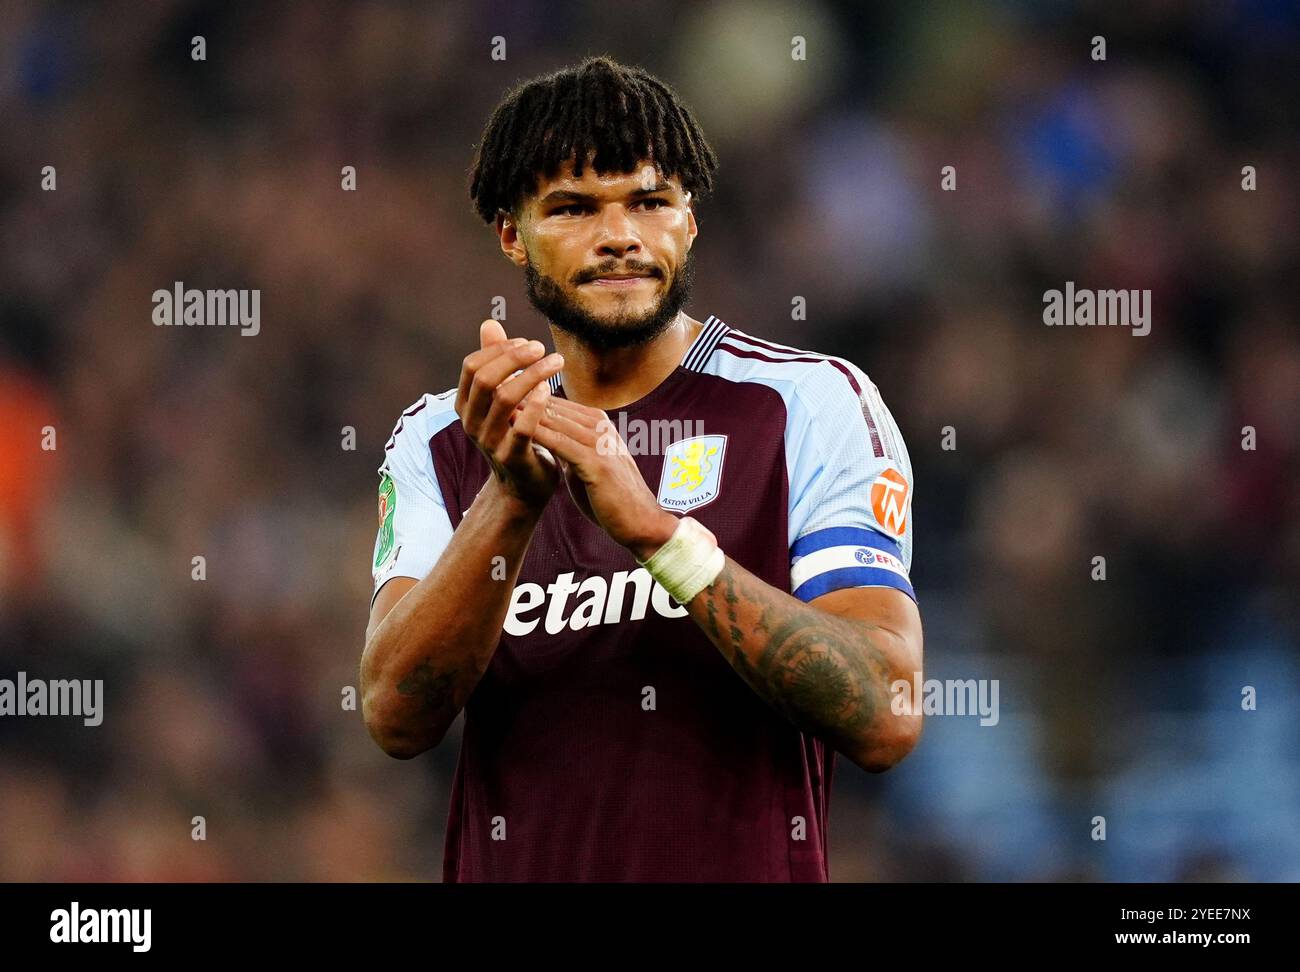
[370,395,458,605]
[786,360,915,602]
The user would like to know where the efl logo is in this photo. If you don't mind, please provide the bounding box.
[854,547,905,575]
[870,468,910,537]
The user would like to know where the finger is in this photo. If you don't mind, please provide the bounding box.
[542,397,617,442]
[504,384,550,462]
[480,318,508,349]
[457,336,528,414]
[546,398,622,448]
[461,341,549,432]
[538,406,602,449]
[543,396,608,428]
[508,382,542,428]
[530,419,586,465]
[483,351,564,444]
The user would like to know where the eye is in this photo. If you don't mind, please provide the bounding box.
[636,198,668,211]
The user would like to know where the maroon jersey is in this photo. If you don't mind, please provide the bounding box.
[370,316,916,881]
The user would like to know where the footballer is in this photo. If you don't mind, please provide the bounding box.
[360,56,923,882]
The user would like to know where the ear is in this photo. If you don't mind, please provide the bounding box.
[497,209,529,268]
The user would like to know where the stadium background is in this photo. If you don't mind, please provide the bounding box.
[1,0,1297,881]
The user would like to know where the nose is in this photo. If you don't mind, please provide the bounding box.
[594,204,641,258]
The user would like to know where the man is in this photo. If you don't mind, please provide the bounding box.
[361,56,923,882]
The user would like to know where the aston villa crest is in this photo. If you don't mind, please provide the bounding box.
[656,434,727,512]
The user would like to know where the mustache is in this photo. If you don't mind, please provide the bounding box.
[575,263,661,284]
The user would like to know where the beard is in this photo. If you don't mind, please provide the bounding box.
[523,248,697,351]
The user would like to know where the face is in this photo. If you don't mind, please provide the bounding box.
[498,154,699,351]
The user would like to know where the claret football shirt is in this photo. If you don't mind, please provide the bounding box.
[370,316,915,882]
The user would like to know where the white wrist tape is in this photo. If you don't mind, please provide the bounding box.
[636,516,725,605]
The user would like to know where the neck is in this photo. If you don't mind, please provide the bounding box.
[549,312,702,410]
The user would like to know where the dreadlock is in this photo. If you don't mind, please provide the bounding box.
[468,55,718,225]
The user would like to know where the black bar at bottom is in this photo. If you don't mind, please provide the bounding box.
[0,882,1282,957]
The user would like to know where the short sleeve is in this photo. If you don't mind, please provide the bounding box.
[371,395,456,605]
[786,360,915,602]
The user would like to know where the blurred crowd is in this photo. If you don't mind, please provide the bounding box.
[1,0,1297,881]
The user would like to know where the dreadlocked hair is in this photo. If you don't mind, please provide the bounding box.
[468,55,718,225]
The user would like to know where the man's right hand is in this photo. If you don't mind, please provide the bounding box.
[456,319,565,511]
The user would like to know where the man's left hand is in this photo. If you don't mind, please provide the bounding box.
[531,397,679,560]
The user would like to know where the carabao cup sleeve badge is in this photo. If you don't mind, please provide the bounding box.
[656,434,727,512]
[374,473,398,571]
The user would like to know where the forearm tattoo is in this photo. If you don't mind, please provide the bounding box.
[396,659,458,724]
[691,559,897,752]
